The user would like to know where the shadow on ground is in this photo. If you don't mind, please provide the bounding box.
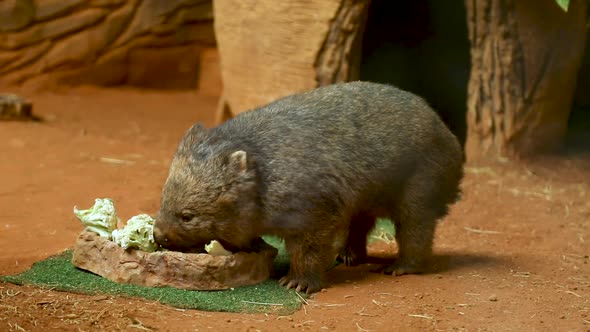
[324,252,506,288]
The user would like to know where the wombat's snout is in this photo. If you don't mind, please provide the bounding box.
[152,225,169,247]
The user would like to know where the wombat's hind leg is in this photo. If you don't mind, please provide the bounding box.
[381,176,447,276]
[279,235,339,294]
[337,212,376,266]
[381,210,437,276]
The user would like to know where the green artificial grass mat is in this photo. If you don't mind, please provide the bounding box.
[2,220,395,314]
[370,218,396,244]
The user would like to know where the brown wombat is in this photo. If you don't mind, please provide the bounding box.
[153,81,464,294]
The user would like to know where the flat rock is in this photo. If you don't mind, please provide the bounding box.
[71,230,278,290]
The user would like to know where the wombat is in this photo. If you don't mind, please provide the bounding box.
[153,81,464,294]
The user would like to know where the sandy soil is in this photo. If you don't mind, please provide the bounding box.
[1,87,589,331]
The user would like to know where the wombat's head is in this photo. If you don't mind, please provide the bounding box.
[153,123,261,252]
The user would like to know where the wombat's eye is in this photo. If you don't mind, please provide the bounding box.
[180,213,194,222]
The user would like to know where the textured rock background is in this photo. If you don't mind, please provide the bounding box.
[0,0,218,91]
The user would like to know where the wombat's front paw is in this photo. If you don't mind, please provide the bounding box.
[279,274,322,294]
[337,246,367,267]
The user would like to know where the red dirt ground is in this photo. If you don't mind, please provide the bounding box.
[1,87,589,331]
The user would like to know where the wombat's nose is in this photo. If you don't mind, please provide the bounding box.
[153,226,169,246]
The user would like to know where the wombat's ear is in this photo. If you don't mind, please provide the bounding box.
[185,123,208,141]
[179,123,208,152]
[228,150,249,174]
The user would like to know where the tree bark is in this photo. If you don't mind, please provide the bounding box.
[314,0,369,85]
[465,0,588,160]
[212,0,369,124]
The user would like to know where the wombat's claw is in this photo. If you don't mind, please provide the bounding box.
[337,247,366,267]
[337,253,356,267]
[279,276,320,294]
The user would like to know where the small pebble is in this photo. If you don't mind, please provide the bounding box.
[488,294,498,302]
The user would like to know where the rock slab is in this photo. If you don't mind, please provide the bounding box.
[71,230,278,290]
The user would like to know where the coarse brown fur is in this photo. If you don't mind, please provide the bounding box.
[154,81,464,294]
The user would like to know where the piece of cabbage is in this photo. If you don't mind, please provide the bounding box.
[204,240,232,256]
[73,198,120,239]
[112,214,159,252]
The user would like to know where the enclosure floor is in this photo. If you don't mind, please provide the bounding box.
[1,87,589,331]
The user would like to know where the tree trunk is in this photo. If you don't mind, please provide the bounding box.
[465,0,588,161]
[212,0,369,124]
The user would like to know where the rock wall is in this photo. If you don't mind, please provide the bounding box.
[0,0,217,91]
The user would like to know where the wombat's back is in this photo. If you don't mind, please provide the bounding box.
[208,81,463,219]
[217,82,460,173]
